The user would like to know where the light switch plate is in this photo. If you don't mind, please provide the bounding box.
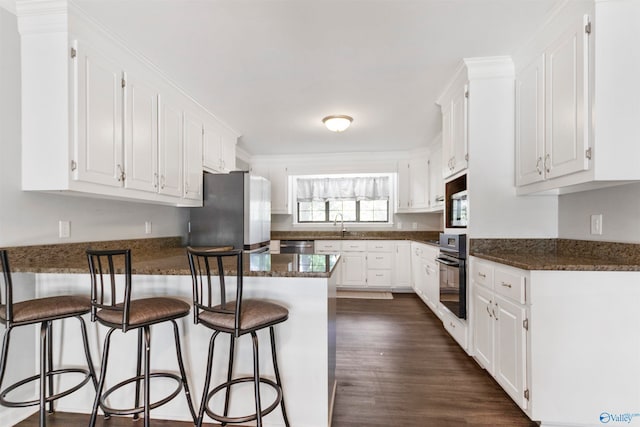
[59,220,70,238]
[590,214,603,235]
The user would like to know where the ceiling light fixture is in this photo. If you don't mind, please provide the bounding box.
[322,115,353,132]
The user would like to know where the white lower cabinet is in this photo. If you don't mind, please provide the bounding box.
[471,257,529,410]
[410,242,440,314]
[316,240,411,290]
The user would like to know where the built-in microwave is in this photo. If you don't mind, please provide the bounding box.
[450,190,468,227]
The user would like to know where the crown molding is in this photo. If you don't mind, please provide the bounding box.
[0,0,16,14]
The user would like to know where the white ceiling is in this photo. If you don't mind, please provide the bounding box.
[74,0,561,157]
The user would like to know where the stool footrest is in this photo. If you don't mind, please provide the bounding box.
[205,376,282,424]
[98,372,183,416]
[0,368,92,408]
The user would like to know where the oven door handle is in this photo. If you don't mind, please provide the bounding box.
[435,257,460,267]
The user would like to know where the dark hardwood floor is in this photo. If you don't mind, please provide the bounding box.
[16,293,536,426]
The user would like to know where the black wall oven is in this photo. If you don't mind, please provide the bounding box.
[436,233,467,319]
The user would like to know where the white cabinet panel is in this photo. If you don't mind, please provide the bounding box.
[545,16,588,180]
[74,40,123,187]
[183,112,204,201]
[158,97,183,197]
[124,73,158,192]
[397,155,429,212]
[515,55,545,186]
[473,284,495,373]
[341,252,367,288]
[394,242,411,288]
[494,294,527,409]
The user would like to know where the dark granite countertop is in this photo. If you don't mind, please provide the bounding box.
[470,239,640,271]
[271,230,440,244]
[2,237,339,278]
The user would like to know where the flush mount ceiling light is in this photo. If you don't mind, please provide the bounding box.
[322,115,353,132]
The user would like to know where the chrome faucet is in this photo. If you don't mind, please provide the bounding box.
[333,213,347,237]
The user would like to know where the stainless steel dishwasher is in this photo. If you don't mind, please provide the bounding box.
[279,240,315,254]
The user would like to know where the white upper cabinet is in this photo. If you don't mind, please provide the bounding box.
[439,72,468,179]
[182,111,204,201]
[428,142,444,209]
[397,153,429,213]
[250,163,290,214]
[515,1,640,194]
[203,121,237,174]
[17,1,235,206]
[73,39,123,188]
[516,16,589,187]
[123,72,159,193]
[158,96,184,197]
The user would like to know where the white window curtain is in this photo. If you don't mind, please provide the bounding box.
[296,176,389,202]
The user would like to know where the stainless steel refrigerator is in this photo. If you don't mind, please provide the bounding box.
[188,171,271,251]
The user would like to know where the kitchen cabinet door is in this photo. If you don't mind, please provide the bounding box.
[428,144,444,209]
[515,55,545,186]
[494,294,528,409]
[449,86,468,176]
[423,259,439,311]
[473,284,495,374]
[397,156,429,212]
[545,16,589,180]
[73,40,123,187]
[220,132,237,173]
[269,166,290,214]
[410,243,425,295]
[341,253,367,288]
[396,160,411,211]
[158,96,183,197]
[394,243,411,288]
[183,111,204,201]
[124,72,159,192]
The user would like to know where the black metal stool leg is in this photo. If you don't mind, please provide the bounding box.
[89,328,115,427]
[270,327,290,427]
[0,327,12,398]
[39,321,48,427]
[251,331,262,427]
[76,316,98,390]
[222,334,236,426]
[170,320,196,423]
[143,326,151,427]
[46,322,54,414]
[133,327,143,421]
[198,331,220,427]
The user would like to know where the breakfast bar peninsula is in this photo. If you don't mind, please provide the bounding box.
[3,238,339,427]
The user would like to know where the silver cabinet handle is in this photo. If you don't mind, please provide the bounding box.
[486,305,492,318]
[544,154,551,174]
[536,157,543,175]
[501,281,512,288]
[153,173,159,188]
[478,272,486,279]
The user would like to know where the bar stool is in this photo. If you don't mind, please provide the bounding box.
[0,249,97,427]
[86,249,196,427]
[186,247,290,427]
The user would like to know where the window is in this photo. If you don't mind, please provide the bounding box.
[295,174,391,224]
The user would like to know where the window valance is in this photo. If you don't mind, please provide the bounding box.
[296,176,390,202]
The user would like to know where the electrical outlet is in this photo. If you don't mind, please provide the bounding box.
[59,220,70,238]
[145,221,152,234]
[590,214,603,235]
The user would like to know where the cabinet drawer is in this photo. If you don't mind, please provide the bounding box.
[367,252,392,269]
[315,240,342,252]
[366,241,393,252]
[367,269,392,286]
[342,241,367,252]
[494,268,526,304]
[473,261,494,289]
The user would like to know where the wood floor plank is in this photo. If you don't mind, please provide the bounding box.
[14,293,537,426]
[331,294,538,427]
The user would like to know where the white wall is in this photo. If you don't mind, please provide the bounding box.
[558,182,640,244]
[0,8,187,247]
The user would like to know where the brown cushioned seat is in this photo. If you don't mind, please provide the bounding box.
[96,297,190,327]
[0,295,90,323]
[199,300,288,332]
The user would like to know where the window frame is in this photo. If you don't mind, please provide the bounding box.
[292,173,396,228]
